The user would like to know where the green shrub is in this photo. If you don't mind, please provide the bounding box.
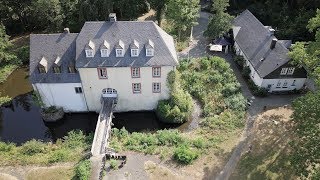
[192,138,207,149]
[156,129,184,146]
[234,55,245,69]
[110,159,118,169]
[63,130,86,149]
[173,145,199,164]
[242,66,251,79]
[156,71,193,124]
[0,96,12,106]
[75,159,91,180]
[16,46,29,65]
[20,140,47,155]
[48,149,69,163]
[224,93,246,111]
[0,142,15,152]
[43,106,58,113]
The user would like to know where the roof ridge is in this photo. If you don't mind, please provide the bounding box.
[152,22,178,65]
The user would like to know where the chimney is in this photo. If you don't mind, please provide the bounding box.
[269,28,275,36]
[109,13,117,22]
[64,28,70,34]
[270,38,277,50]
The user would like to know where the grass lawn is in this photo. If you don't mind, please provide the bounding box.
[230,107,297,180]
[26,166,75,180]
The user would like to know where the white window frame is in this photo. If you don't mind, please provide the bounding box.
[276,80,281,88]
[287,67,295,75]
[75,87,83,94]
[152,67,161,77]
[132,83,141,94]
[101,49,109,57]
[131,67,140,78]
[292,80,296,86]
[68,66,76,73]
[146,48,154,56]
[131,49,139,57]
[280,68,288,75]
[283,80,288,88]
[153,82,161,93]
[85,49,94,57]
[38,66,46,73]
[98,68,108,79]
[116,49,124,57]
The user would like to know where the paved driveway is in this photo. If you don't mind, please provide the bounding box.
[178,11,211,59]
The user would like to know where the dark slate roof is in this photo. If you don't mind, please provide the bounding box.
[233,10,292,78]
[30,33,81,83]
[75,21,178,68]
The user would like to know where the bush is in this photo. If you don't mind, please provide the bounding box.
[110,159,118,169]
[173,145,199,164]
[48,149,69,163]
[43,106,58,113]
[156,71,193,124]
[0,142,15,152]
[0,96,12,106]
[16,46,29,65]
[75,159,91,180]
[63,130,86,149]
[234,55,245,69]
[242,66,251,79]
[20,140,47,155]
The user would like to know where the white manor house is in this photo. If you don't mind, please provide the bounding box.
[29,14,178,112]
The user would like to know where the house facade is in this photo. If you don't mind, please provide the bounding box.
[30,14,178,112]
[232,10,307,92]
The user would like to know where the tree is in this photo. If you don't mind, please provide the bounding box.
[204,0,233,39]
[149,0,169,27]
[288,9,320,178]
[166,0,200,40]
[0,25,16,65]
[30,0,64,32]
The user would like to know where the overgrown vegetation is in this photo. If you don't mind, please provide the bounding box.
[110,56,246,165]
[156,71,193,124]
[75,159,91,180]
[0,130,92,166]
[0,96,12,106]
[109,159,118,169]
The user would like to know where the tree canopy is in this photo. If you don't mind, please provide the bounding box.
[0,24,16,65]
[204,0,233,39]
[288,9,320,178]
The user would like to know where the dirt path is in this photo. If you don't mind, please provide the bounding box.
[137,10,156,21]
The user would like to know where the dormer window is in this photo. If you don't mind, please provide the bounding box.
[145,39,154,57]
[85,40,95,58]
[101,49,109,57]
[53,66,61,73]
[130,40,139,57]
[146,48,154,56]
[131,49,139,57]
[100,40,110,57]
[53,56,62,73]
[68,65,76,73]
[115,40,124,57]
[38,57,48,73]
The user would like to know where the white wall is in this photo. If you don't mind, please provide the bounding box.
[78,66,174,112]
[33,83,88,112]
[261,78,306,92]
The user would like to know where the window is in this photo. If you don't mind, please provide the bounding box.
[292,80,296,86]
[38,66,46,73]
[276,80,281,88]
[152,67,161,77]
[132,83,141,93]
[116,49,124,57]
[131,67,140,78]
[75,87,83,94]
[101,49,109,57]
[280,68,288,75]
[53,66,61,74]
[131,49,139,57]
[68,66,76,73]
[98,68,108,79]
[153,82,161,93]
[85,50,94,57]
[146,48,154,56]
[287,67,295,75]
[283,80,288,88]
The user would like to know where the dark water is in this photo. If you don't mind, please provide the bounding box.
[112,111,180,133]
[0,68,193,144]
